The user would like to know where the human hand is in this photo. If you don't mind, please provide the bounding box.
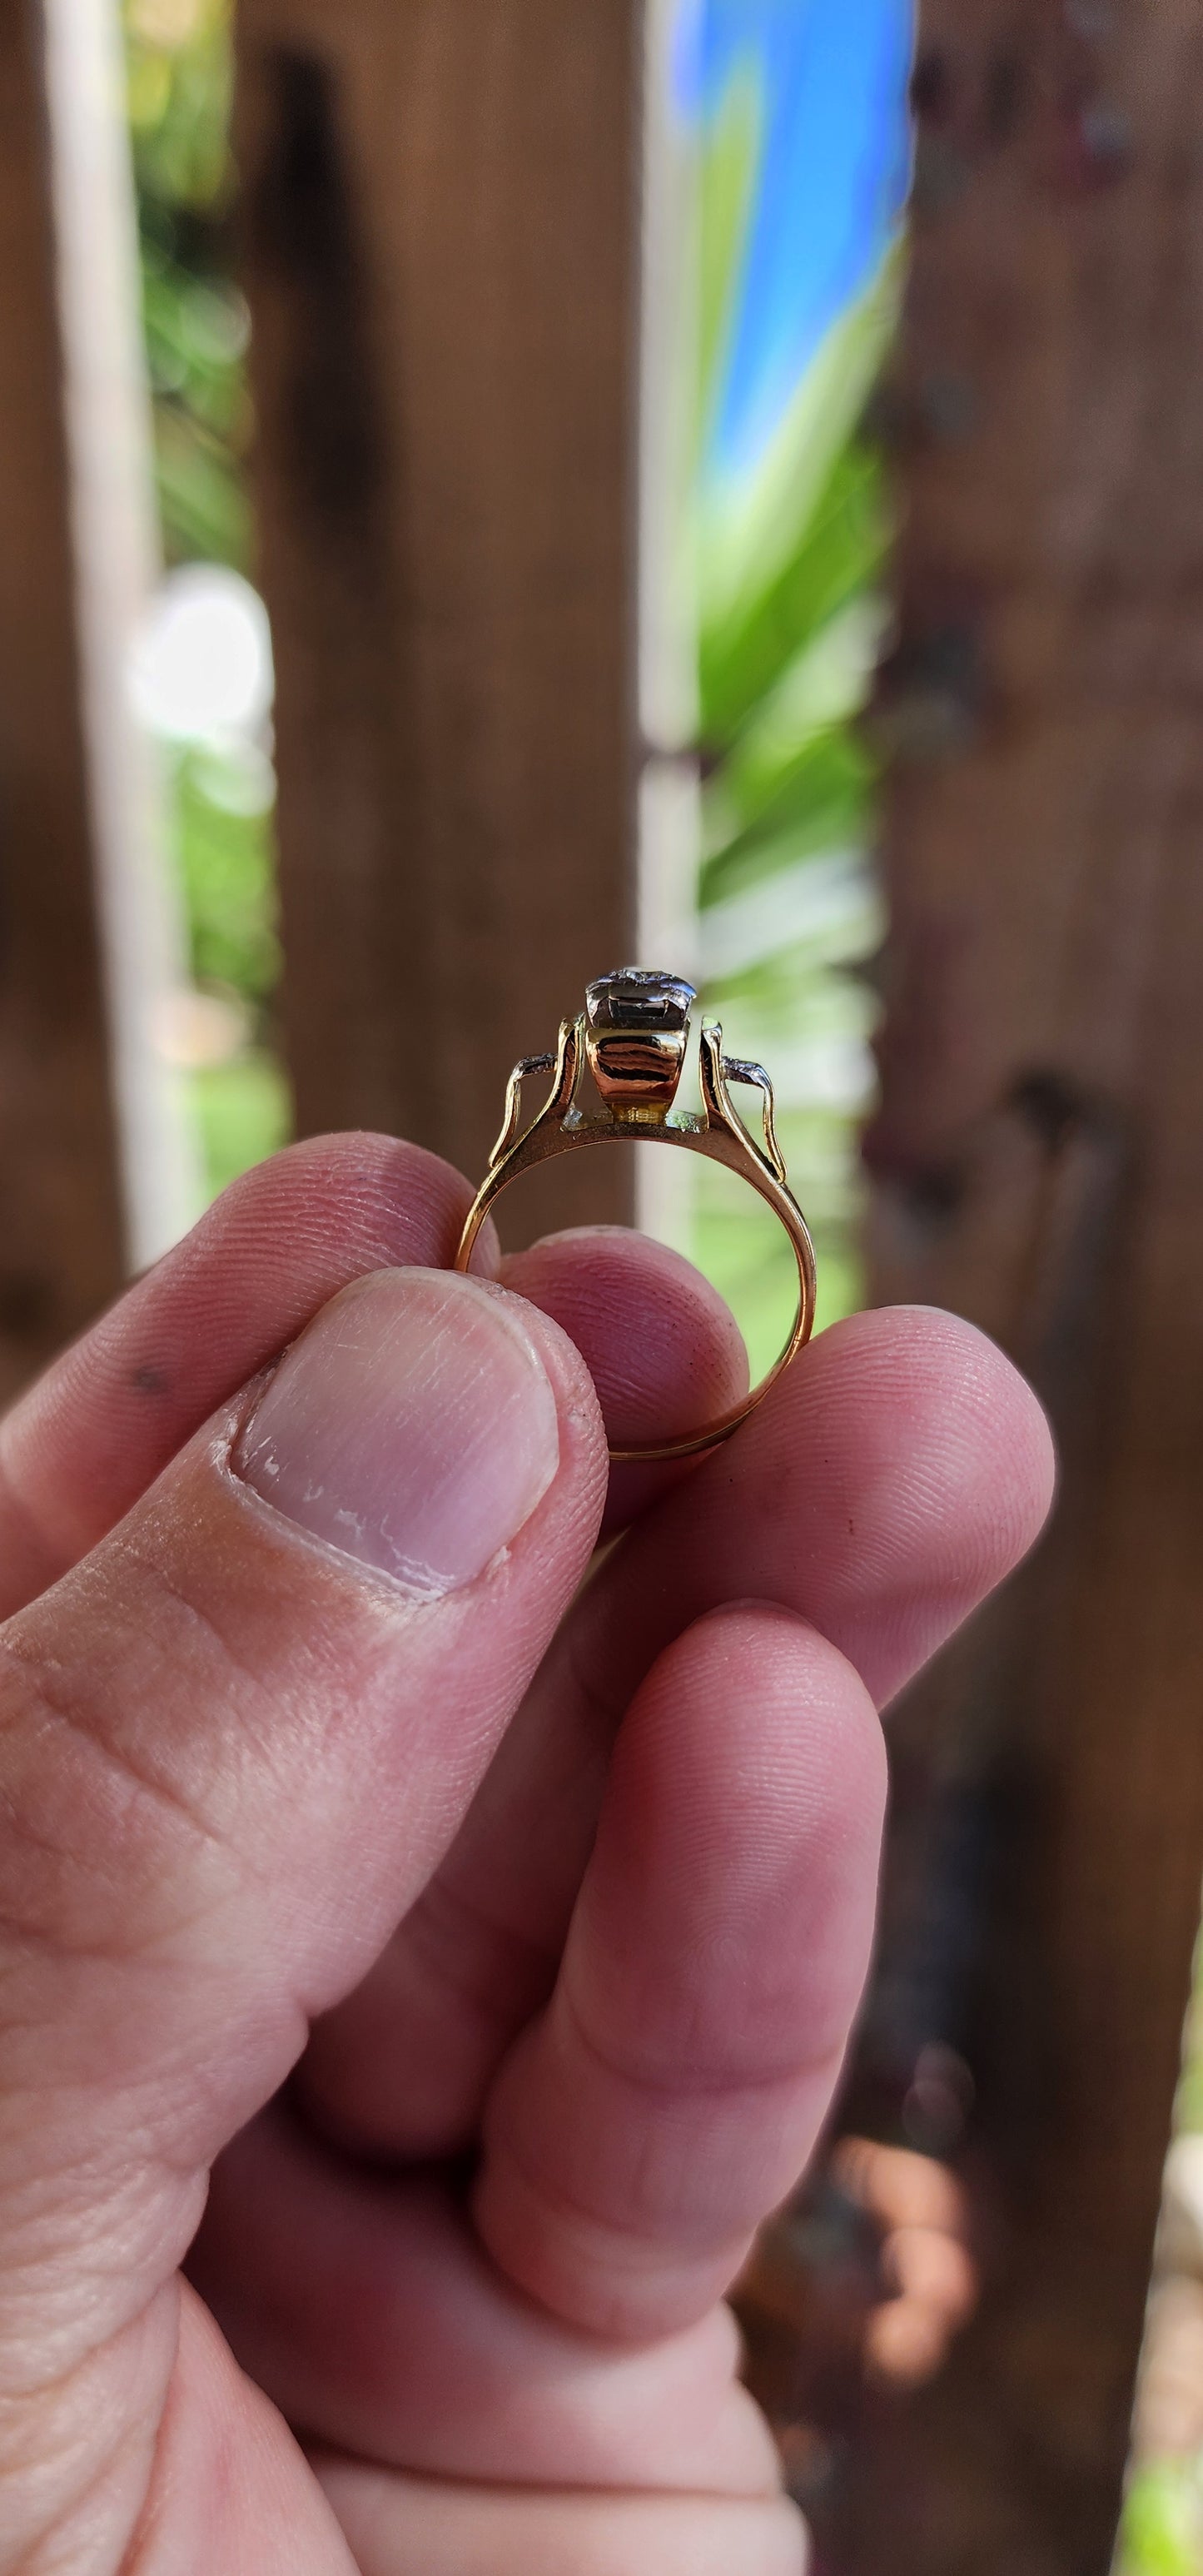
[0,1135,1053,2574]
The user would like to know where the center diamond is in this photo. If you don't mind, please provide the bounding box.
[584,968,696,1033]
[583,968,694,1119]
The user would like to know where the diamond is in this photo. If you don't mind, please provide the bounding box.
[584,968,696,1033]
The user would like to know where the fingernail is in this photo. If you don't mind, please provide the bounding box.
[234,1269,559,1594]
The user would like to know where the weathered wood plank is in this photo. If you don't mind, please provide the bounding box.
[42,0,200,1278]
[823,2,1203,2564]
[0,2,127,1400]
[0,0,196,1406]
[234,0,644,1240]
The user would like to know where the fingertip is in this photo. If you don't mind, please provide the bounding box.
[475,1601,888,2340]
[812,1303,1057,1573]
[0,1133,496,1584]
[595,1298,1060,1718]
[500,1228,748,1455]
[185,1131,483,1282]
[501,1229,748,1534]
[642,1599,887,1836]
[586,1604,888,2038]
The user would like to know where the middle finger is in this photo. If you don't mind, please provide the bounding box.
[297,1300,1053,2159]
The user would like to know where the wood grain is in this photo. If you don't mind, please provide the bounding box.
[809,2,1203,2564]
[0,2,126,1400]
[233,0,644,1240]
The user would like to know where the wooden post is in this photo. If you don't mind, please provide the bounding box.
[41,0,201,1279]
[233,0,644,1241]
[0,0,122,1405]
[822,1,1203,2563]
[0,0,193,1404]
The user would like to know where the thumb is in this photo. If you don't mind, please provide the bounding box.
[0,1266,605,2573]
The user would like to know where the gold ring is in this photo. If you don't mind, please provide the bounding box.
[455,969,818,1465]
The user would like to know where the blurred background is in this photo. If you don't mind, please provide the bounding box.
[3,0,1203,2566]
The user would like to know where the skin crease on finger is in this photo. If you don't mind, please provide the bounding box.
[0,1137,1055,2576]
[316,2455,809,2576]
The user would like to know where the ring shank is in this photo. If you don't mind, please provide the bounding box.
[454,1116,817,1465]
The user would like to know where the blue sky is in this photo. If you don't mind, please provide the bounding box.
[674,0,913,477]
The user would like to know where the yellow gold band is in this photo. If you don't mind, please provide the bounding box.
[454,973,817,1465]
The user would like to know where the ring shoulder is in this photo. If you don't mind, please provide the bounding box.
[460,980,817,1451]
[489,1017,584,1168]
[490,1052,554,1165]
[698,1022,788,1183]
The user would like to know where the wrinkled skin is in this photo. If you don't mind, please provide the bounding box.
[0,1136,1054,2574]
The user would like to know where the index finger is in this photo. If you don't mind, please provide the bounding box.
[500,1226,748,1534]
[0,1133,483,1604]
[0,1142,747,1615]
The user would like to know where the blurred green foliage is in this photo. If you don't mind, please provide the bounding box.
[688,71,899,1361]
[1113,1942,1203,2572]
[1173,1953,1203,2139]
[1116,2462,1203,2576]
[123,0,287,1197]
[126,0,249,567]
[174,743,280,1001]
[127,0,231,198]
[191,1052,291,1199]
[142,251,252,566]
